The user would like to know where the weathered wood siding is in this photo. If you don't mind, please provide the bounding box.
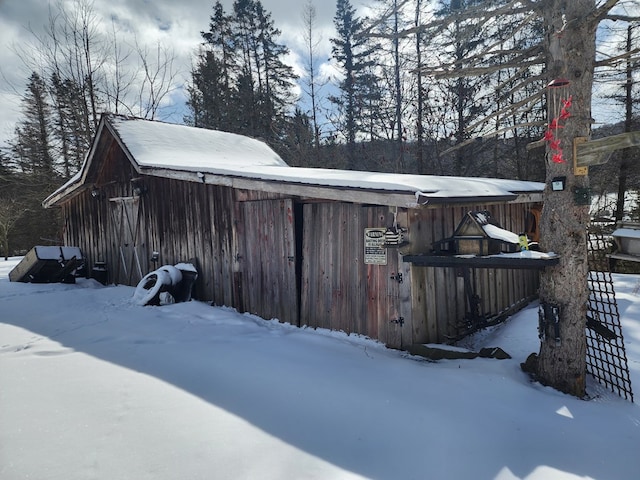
[240,198,298,325]
[61,136,141,286]
[300,203,404,348]
[297,201,538,347]
[139,179,295,325]
[141,177,234,302]
[59,130,296,324]
[58,131,539,347]
[406,202,539,344]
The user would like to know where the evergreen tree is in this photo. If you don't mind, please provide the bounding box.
[330,0,377,169]
[10,72,63,253]
[187,1,239,130]
[50,73,92,178]
[282,108,315,166]
[187,0,297,148]
[254,1,298,143]
[187,50,235,129]
[13,73,55,176]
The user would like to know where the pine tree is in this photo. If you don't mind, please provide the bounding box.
[187,1,239,130]
[9,73,63,252]
[330,0,378,169]
[282,108,315,166]
[255,1,297,142]
[13,73,56,176]
[50,73,92,178]
[187,0,297,147]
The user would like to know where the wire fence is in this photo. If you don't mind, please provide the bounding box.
[586,230,634,402]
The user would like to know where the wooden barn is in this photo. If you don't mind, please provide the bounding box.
[44,114,550,348]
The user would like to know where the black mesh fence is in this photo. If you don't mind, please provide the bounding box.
[587,230,634,402]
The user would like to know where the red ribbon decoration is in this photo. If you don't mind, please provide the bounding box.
[543,95,572,165]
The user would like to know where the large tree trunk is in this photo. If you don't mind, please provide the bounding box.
[535,0,595,397]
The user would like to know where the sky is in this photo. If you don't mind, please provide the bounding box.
[0,1,635,153]
[2,255,640,479]
[0,0,346,149]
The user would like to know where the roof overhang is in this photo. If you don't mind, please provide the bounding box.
[138,166,544,208]
[44,116,144,208]
[44,114,546,209]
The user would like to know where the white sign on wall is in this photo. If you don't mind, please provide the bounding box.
[364,228,387,265]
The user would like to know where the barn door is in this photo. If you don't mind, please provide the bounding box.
[109,196,146,285]
[239,198,298,325]
[364,207,404,349]
[300,204,407,349]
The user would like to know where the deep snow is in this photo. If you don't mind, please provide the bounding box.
[1,257,640,480]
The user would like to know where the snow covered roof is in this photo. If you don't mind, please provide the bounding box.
[45,115,544,208]
[111,115,288,170]
[612,228,640,239]
[482,224,520,244]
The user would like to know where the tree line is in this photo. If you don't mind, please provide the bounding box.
[1,0,638,259]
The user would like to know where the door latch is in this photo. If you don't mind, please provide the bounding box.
[390,272,403,284]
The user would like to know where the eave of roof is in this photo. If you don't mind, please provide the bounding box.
[44,114,545,209]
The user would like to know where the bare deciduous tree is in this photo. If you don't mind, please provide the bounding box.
[301,0,324,156]
[0,197,29,260]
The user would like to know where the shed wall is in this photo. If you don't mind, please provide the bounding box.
[406,203,539,344]
[60,169,539,347]
[300,203,404,348]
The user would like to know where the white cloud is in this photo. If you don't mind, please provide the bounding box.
[0,0,338,148]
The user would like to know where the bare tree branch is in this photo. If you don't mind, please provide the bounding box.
[439,119,546,157]
[605,14,640,22]
[134,38,178,120]
[465,82,546,133]
[376,0,537,41]
[595,47,640,68]
[590,0,622,25]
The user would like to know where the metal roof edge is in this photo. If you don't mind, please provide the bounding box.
[43,115,545,208]
[416,193,519,206]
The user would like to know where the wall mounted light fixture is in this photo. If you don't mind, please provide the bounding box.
[551,176,566,191]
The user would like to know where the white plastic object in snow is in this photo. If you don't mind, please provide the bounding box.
[158,265,183,285]
[133,269,171,306]
[159,291,175,305]
[174,262,197,273]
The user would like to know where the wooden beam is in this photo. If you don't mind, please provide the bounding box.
[574,131,640,168]
[402,253,559,269]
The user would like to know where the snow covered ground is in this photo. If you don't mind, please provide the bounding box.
[1,256,640,480]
